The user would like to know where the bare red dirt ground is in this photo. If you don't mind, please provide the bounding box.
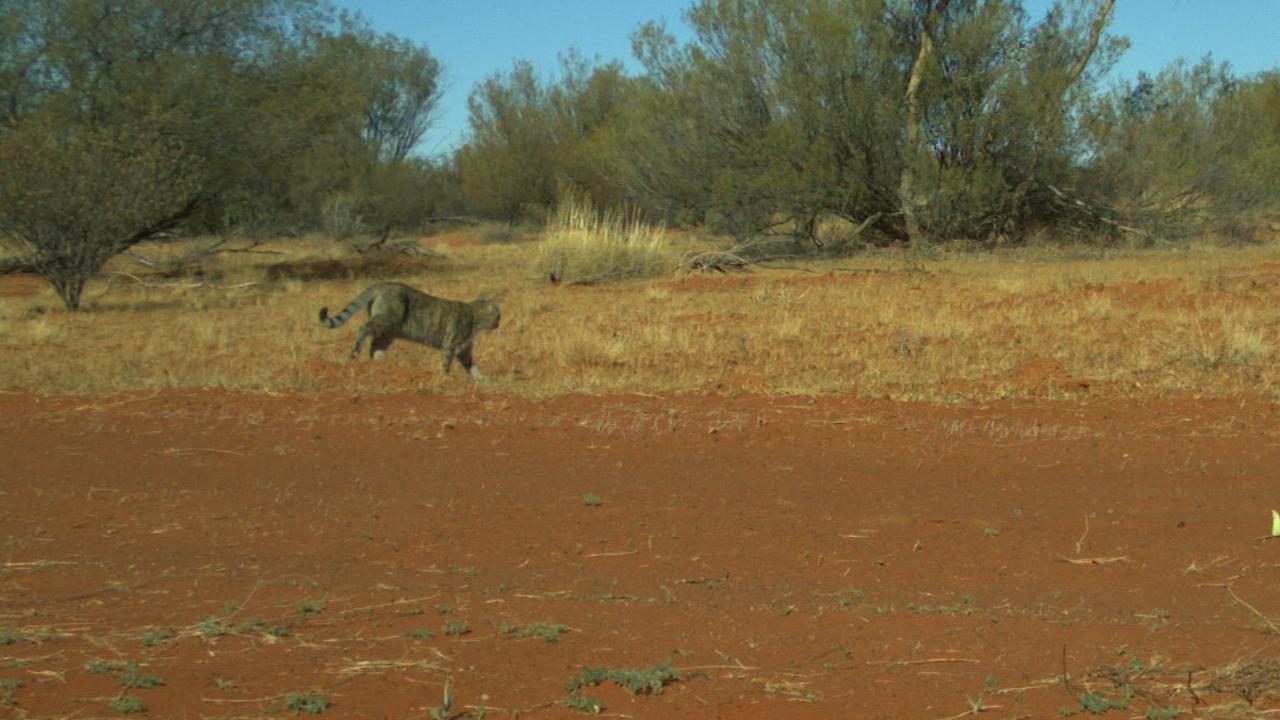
[3,390,1280,718]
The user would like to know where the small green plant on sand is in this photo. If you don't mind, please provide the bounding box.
[0,678,23,707]
[108,692,145,714]
[211,675,235,690]
[441,620,470,636]
[140,628,172,646]
[86,659,163,689]
[84,659,127,674]
[116,661,164,689]
[295,597,325,614]
[561,694,604,714]
[1061,691,1128,716]
[564,659,679,696]
[284,689,329,715]
[582,494,602,507]
[517,622,570,642]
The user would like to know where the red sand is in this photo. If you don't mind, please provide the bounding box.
[2,390,1279,718]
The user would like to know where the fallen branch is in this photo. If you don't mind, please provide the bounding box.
[678,237,803,274]
[871,658,981,666]
[679,250,755,274]
[111,272,260,290]
[1062,556,1128,565]
[333,658,445,676]
[125,251,166,269]
[351,234,448,259]
[127,236,282,277]
[424,215,478,226]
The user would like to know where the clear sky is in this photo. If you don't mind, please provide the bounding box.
[334,0,1280,157]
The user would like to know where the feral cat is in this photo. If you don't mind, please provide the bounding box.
[319,282,500,377]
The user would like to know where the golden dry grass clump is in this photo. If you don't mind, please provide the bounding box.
[531,190,674,284]
[2,228,1280,400]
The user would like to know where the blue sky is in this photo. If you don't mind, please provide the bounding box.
[334,0,1279,156]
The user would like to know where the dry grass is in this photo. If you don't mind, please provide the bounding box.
[532,190,674,284]
[4,230,1280,399]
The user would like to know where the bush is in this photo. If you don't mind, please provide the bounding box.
[321,192,366,240]
[0,119,202,310]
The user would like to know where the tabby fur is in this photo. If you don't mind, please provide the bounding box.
[318,282,500,377]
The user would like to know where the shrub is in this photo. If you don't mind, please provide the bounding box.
[0,118,202,311]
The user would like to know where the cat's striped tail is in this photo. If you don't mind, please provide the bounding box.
[318,285,377,329]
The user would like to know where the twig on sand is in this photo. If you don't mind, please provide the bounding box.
[160,447,246,456]
[1062,556,1127,565]
[1225,583,1280,635]
[337,594,441,616]
[870,658,980,667]
[935,701,1002,720]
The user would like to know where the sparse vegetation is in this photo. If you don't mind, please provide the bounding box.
[85,659,164,690]
[284,689,330,715]
[564,659,679,696]
[0,678,22,707]
[84,659,129,675]
[140,628,172,646]
[441,620,470,636]
[190,615,232,638]
[116,662,164,689]
[211,675,235,691]
[295,598,325,614]
[513,622,571,642]
[561,694,605,714]
[107,691,146,714]
[1073,691,1128,715]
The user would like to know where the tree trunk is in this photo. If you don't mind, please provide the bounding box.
[50,274,86,312]
[898,0,950,253]
[1064,0,1116,89]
